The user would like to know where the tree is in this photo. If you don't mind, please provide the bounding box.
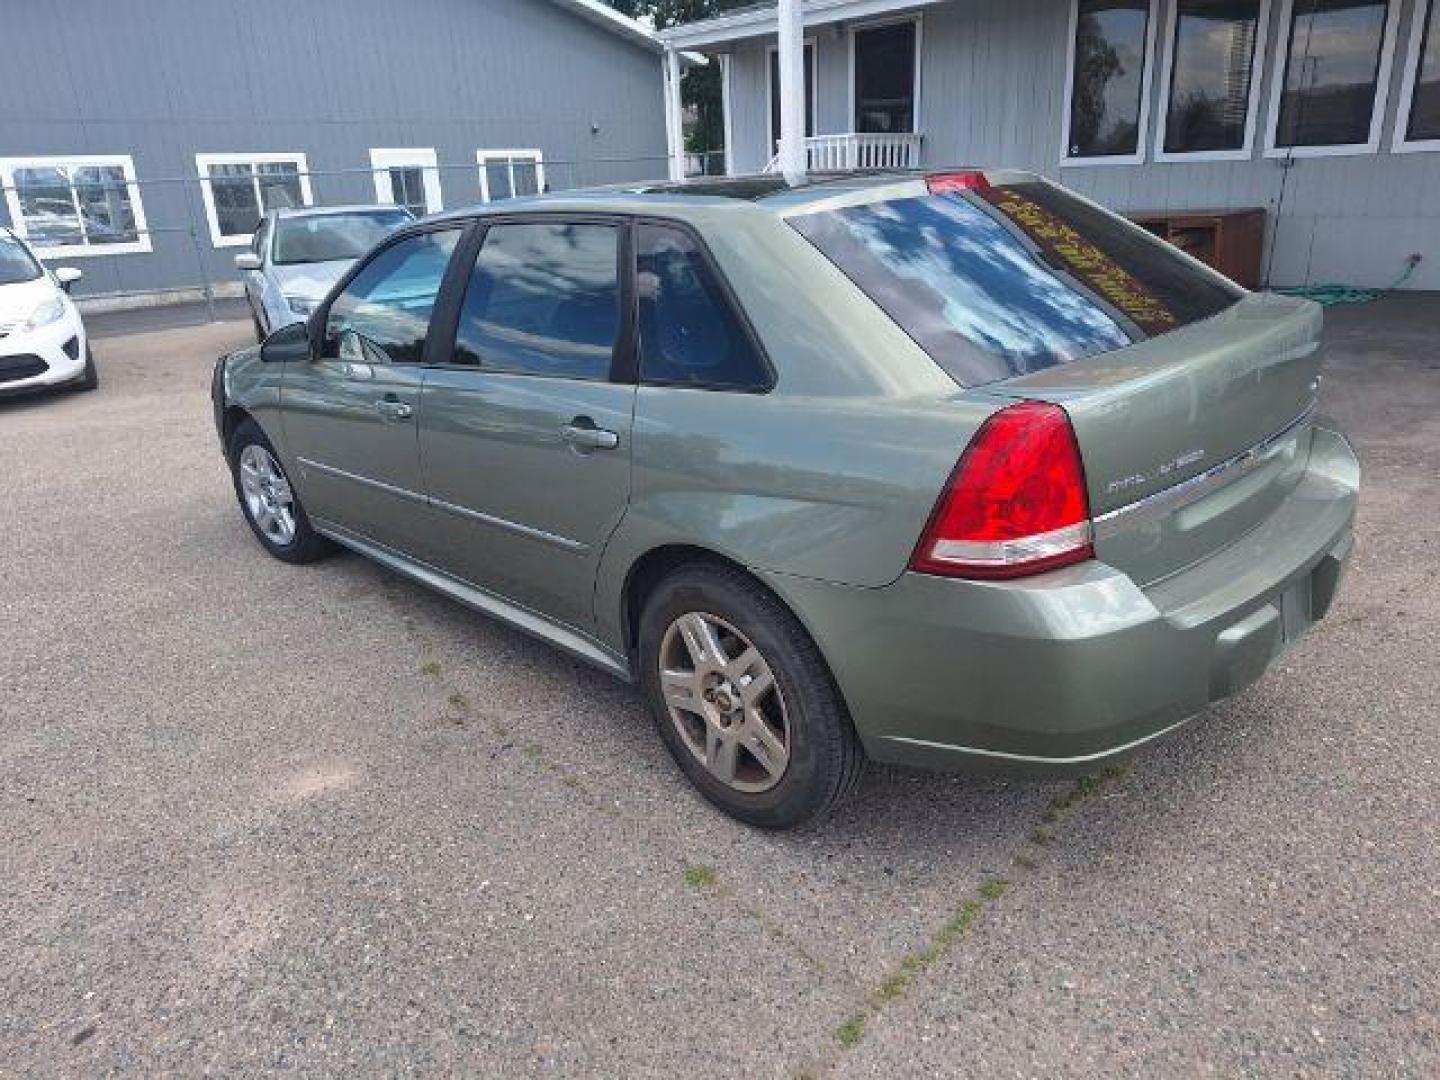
[604,0,754,160]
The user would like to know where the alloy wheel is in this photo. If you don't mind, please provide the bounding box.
[238,443,297,547]
[658,611,790,793]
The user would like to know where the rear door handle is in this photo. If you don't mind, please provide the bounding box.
[561,421,619,451]
[375,397,413,422]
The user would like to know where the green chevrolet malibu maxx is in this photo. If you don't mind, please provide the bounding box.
[212,170,1359,828]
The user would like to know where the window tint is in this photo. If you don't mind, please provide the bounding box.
[1275,0,1391,148]
[324,228,461,365]
[1405,0,1440,140]
[1164,0,1263,153]
[853,23,918,133]
[453,222,620,379]
[637,224,768,390]
[1068,0,1152,157]
[790,178,1241,388]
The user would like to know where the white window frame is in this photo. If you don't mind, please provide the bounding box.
[1061,0,1159,167]
[476,150,546,203]
[766,38,819,151]
[0,154,151,258]
[1263,0,1402,158]
[1154,0,1272,162]
[1393,0,1440,151]
[846,14,925,136]
[195,152,313,248]
[369,148,443,215]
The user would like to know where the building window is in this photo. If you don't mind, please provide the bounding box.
[768,41,817,149]
[1064,0,1157,163]
[851,20,920,134]
[1395,0,1440,149]
[196,153,312,247]
[0,155,150,257]
[369,148,443,217]
[1158,0,1270,159]
[477,151,545,203]
[1266,0,1400,156]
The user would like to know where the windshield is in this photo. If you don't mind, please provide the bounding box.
[272,210,412,266]
[0,233,43,286]
[788,177,1243,388]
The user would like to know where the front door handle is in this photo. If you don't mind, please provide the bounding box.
[561,420,619,451]
[375,397,413,422]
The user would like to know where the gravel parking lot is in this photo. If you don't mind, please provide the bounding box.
[3,296,1437,1076]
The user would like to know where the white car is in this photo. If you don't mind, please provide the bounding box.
[0,227,95,395]
[235,205,412,341]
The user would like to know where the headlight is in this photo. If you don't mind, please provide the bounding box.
[285,295,317,317]
[21,296,66,333]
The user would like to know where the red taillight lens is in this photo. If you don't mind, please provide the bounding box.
[911,400,1094,580]
[926,170,989,195]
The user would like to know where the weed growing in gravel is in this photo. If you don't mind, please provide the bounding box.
[835,1015,866,1047]
[979,878,1010,901]
[419,658,441,677]
[683,864,718,888]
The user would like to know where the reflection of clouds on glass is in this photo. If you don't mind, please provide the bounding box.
[1289,3,1388,89]
[838,195,1131,374]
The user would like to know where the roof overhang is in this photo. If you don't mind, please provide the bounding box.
[658,0,945,50]
[549,0,663,52]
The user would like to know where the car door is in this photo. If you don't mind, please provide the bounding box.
[417,216,636,632]
[282,224,466,558]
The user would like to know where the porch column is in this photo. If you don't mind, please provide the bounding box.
[776,0,806,182]
[664,48,686,182]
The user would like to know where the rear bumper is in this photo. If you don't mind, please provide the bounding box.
[763,422,1359,775]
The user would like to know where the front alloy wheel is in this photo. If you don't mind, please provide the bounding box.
[238,443,297,547]
[660,612,790,793]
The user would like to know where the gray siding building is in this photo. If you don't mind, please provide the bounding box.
[661,0,1440,290]
[0,0,669,302]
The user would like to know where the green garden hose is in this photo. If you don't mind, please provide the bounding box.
[1276,257,1421,306]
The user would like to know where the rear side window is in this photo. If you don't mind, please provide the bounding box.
[789,178,1242,387]
[324,228,461,365]
[453,221,620,380]
[637,223,768,390]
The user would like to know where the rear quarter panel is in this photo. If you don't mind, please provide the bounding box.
[593,205,997,652]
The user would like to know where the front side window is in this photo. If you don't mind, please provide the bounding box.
[0,232,43,285]
[324,228,461,366]
[452,221,620,380]
[1162,0,1266,155]
[853,22,918,133]
[272,210,412,266]
[1399,0,1440,145]
[0,156,149,257]
[1272,0,1395,151]
[1066,0,1155,160]
[637,224,768,390]
[477,151,545,203]
[790,176,1241,388]
[197,154,311,247]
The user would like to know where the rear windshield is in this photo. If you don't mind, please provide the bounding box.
[789,178,1243,387]
[273,210,412,266]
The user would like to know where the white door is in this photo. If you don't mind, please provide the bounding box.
[369,148,442,217]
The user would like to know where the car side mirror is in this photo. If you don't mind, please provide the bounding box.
[259,320,311,364]
[53,267,83,292]
[234,252,262,272]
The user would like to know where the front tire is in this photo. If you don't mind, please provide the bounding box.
[228,418,332,564]
[638,563,864,829]
[73,346,98,391]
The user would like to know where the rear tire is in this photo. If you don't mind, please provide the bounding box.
[637,562,864,829]
[228,418,332,564]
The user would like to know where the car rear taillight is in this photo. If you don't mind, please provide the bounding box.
[910,400,1093,580]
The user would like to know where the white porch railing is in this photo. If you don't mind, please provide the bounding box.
[764,132,923,173]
